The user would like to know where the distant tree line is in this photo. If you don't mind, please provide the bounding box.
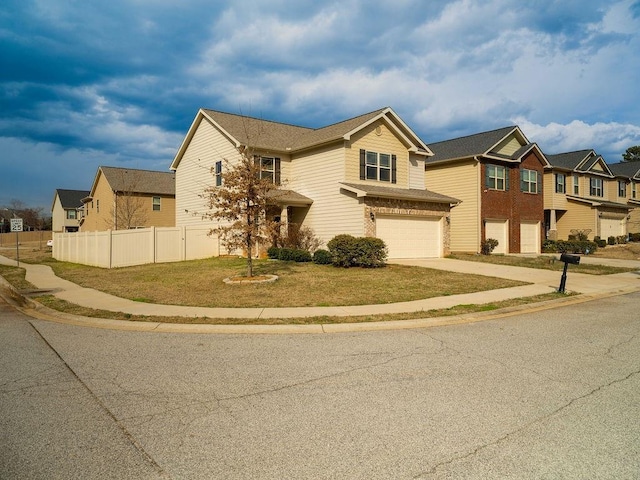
[0,199,51,233]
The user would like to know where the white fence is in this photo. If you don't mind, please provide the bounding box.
[53,226,225,268]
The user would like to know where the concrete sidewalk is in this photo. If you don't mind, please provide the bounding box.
[1,255,639,322]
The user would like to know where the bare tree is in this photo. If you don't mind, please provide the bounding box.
[104,170,149,230]
[201,146,276,278]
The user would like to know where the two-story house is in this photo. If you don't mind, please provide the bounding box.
[544,150,632,240]
[51,189,90,232]
[424,126,549,254]
[170,107,460,258]
[80,166,176,232]
[609,161,640,235]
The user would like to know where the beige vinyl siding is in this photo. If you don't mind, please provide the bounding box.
[346,120,410,187]
[409,153,426,189]
[51,195,66,232]
[174,118,242,227]
[494,135,523,156]
[82,172,114,232]
[289,144,364,245]
[144,194,175,227]
[426,160,479,252]
[544,172,571,210]
[556,202,597,240]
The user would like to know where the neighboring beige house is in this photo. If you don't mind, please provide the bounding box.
[51,189,89,232]
[424,126,549,254]
[170,107,460,258]
[609,161,640,235]
[544,150,633,240]
[80,166,176,232]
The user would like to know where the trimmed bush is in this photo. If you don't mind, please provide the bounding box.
[542,239,558,253]
[593,236,607,248]
[630,232,640,242]
[326,234,388,268]
[267,246,280,259]
[617,235,628,245]
[480,238,499,255]
[608,236,616,245]
[312,249,332,265]
[549,239,598,254]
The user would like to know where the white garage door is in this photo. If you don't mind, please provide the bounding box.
[600,218,624,238]
[376,215,442,258]
[520,221,540,254]
[485,220,508,254]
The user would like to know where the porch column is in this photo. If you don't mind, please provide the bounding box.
[548,209,558,240]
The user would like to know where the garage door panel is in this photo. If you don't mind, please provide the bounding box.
[376,216,442,258]
[485,220,508,254]
[600,218,623,238]
[520,222,540,254]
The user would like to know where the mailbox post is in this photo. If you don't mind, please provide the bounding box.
[558,253,580,293]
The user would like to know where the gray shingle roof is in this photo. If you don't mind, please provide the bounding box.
[340,182,460,204]
[56,189,90,209]
[202,107,390,153]
[426,126,516,163]
[545,150,594,170]
[609,162,640,179]
[100,167,175,195]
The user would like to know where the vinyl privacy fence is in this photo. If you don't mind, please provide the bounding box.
[53,226,227,268]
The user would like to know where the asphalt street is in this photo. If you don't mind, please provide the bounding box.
[1,293,639,479]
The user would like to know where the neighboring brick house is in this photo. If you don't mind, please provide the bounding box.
[544,150,633,240]
[425,126,549,254]
[80,166,176,231]
[170,107,460,258]
[51,189,90,232]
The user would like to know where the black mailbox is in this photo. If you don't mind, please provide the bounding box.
[560,253,581,265]
[558,253,581,293]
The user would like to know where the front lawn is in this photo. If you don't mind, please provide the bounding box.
[42,257,525,308]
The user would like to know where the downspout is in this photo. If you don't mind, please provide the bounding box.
[475,155,482,252]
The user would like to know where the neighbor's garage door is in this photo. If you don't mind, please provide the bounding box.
[376,215,442,258]
[520,221,540,254]
[600,217,624,238]
[485,220,508,254]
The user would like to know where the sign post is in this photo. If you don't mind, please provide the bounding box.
[10,218,23,267]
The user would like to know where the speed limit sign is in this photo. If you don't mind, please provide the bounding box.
[10,218,23,232]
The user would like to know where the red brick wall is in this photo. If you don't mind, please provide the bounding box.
[480,151,545,253]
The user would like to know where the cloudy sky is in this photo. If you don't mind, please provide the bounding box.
[2,0,640,211]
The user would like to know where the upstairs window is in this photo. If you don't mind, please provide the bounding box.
[153,196,161,211]
[486,164,508,191]
[66,209,77,220]
[215,161,222,186]
[555,173,565,193]
[590,177,603,197]
[258,156,281,184]
[573,174,580,195]
[360,150,397,183]
[618,180,627,198]
[521,169,539,194]
[633,182,637,199]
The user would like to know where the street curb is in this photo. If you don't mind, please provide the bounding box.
[2,276,638,334]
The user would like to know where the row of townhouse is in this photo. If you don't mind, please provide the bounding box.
[54,106,640,258]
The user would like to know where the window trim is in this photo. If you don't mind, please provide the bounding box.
[485,164,508,191]
[573,174,579,195]
[152,196,161,211]
[555,173,566,194]
[618,180,627,198]
[521,168,539,194]
[590,177,603,197]
[215,161,222,186]
[258,156,281,185]
[66,209,77,220]
[359,149,397,183]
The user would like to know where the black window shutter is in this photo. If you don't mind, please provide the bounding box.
[275,158,281,185]
[537,172,542,194]
[360,149,366,180]
[505,168,510,191]
[391,155,397,183]
[485,165,490,188]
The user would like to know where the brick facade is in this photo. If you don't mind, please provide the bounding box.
[480,151,545,253]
